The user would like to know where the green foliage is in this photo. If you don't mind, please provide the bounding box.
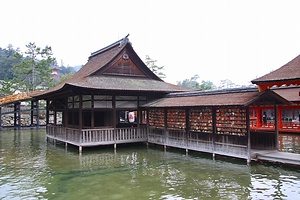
[0,45,19,80]
[145,55,166,79]
[177,75,215,90]
[12,42,55,91]
[199,80,215,90]
[0,78,18,97]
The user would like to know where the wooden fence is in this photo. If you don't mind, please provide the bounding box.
[46,125,147,147]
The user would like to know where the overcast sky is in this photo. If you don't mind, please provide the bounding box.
[1,0,300,86]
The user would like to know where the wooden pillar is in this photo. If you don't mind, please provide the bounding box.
[164,108,168,148]
[212,107,217,159]
[146,108,150,142]
[137,96,140,128]
[275,105,279,150]
[54,110,57,125]
[185,108,190,151]
[91,94,95,128]
[46,100,50,125]
[246,106,251,163]
[79,95,83,130]
[278,106,282,129]
[64,97,69,128]
[31,100,34,126]
[14,102,21,129]
[256,107,262,128]
[36,100,40,127]
[112,95,116,143]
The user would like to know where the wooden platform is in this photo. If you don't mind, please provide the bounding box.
[252,149,300,166]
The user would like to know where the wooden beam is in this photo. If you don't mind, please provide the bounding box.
[246,106,251,163]
[275,105,279,150]
[212,107,217,158]
[79,95,83,130]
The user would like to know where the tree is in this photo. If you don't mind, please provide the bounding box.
[0,44,19,80]
[0,78,18,97]
[177,75,215,90]
[145,55,166,79]
[199,80,215,91]
[12,42,55,91]
[218,79,237,89]
[177,75,200,89]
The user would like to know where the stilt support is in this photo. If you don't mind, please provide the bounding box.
[114,143,117,150]
[247,158,251,165]
[79,146,82,154]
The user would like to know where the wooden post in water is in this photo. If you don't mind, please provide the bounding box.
[246,107,251,164]
[164,108,168,149]
[112,95,116,144]
[212,107,217,159]
[275,105,279,150]
[14,102,21,129]
[185,108,190,154]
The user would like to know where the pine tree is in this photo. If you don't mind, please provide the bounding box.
[13,42,55,91]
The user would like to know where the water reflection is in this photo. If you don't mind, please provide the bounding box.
[0,129,300,199]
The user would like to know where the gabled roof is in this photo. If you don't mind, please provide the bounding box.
[143,88,290,108]
[34,35,184,99]
[252,54,300,91]
[272,86,300,103]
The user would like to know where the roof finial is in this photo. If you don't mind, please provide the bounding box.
[119,34,130,47]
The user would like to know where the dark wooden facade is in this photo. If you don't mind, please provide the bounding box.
[33,36,184,152]
[143,88,290,162]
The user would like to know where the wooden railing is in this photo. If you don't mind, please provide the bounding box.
[250,120,300,133]
[46,125,147,146]
[47,125,248,159]
[148,127,248,159]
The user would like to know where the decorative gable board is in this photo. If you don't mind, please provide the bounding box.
[103,55,147,77]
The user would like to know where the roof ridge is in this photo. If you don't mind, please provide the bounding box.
[167,87,258,98]
[89,34,129,59]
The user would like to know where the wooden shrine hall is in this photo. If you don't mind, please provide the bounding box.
[1,35,299,164]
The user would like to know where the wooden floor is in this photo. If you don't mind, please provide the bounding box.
[251,149,300,166]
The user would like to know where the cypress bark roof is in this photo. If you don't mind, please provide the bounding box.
[273,86,300,103]
[34,35,184,99]
[143,88,290,108]
[252,54,300,84]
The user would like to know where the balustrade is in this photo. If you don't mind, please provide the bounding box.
[46,125,147,146]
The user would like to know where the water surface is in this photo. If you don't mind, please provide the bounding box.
[0,129,300,199]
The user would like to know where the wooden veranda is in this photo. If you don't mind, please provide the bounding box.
[46,125,147,151]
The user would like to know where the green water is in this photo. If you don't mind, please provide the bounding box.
[1,129,300,199]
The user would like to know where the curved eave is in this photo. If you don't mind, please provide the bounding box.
[253,79,300,92]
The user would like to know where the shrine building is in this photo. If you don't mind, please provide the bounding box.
[1,35,299,163]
